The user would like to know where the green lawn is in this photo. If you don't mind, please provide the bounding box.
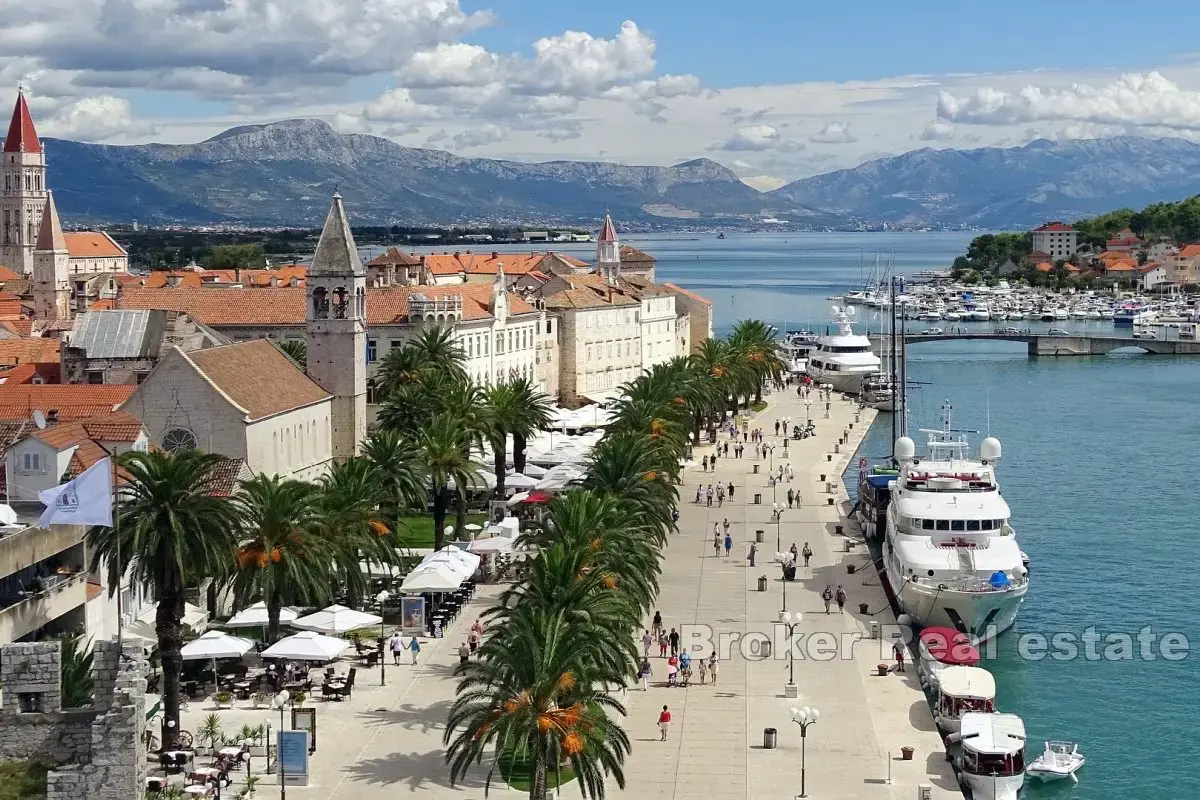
[0,760,48,800]
[395,513,488,549]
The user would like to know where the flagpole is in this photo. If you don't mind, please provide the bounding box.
[114,456,122,652]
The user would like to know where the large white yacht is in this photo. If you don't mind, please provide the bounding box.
[881,403,1029,642]
[805,306,881,394]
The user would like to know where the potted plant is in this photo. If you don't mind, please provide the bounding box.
[251,691,268,709]
[291,691,306,708]
[243,724,266,757]
[213,690,233,709]
[198,714,223,756]
[233,774,260,800]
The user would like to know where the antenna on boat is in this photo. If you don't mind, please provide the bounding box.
[986,390,991,437]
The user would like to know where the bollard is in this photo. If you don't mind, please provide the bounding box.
[847,563,856,574]
[870,620,879,639]
[859,602,870,614]
[835,524,844,535]
[834,443,840,454]
[826,454,832,462]
[827,497,835,506]
[849,422,854,429]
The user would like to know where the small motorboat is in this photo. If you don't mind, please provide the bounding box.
[1026,741,1085,783]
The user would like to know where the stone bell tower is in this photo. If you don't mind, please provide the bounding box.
[1,90,48,275]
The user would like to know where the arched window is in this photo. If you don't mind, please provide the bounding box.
[332,287,348,319]
[312,287,329,319]
[163,428,198,452]
[356,287,365,318]
[366,378,378,404]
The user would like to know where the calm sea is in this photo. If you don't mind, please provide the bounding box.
[379,232,1197,797]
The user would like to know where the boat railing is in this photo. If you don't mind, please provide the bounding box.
[919,572,1029,592]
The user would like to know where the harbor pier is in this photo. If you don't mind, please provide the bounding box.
[869,331,1200,358]
[618,387,958,798]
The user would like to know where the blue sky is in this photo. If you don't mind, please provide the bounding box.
[7,0,1200,184]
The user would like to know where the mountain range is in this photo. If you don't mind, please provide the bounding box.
[30,120,1200,229]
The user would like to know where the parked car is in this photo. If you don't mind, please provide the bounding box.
[921,327,944,336]
[1047,328,1070,336]
[998,327,1022,335]
[1133,329,1158,339]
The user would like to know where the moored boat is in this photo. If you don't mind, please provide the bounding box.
[951,712,1027,800]
[1025,741,1085,783]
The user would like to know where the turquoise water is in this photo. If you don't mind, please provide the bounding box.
[640,232,1197,799]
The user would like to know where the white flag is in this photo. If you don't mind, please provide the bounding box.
[38,457,114,528]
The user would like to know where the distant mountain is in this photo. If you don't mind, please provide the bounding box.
[767,137,1200,228]
[40,119,790,227]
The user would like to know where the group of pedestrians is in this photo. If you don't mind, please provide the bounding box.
[695,482,734,507]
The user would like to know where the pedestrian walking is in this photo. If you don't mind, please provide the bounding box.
[722,518,731,536]
[786,463,794,482]
[713,532,721,558]
[653,610,663,637]
[702,455,709,472]
[748,541,757,567]
[723,441,729,457]
[706,485,714,507]
[697,657,708,684]
[822,585,833,614]
[774,420,781,436]
[893,642,906,673]
[789,542,798,562]
[458,641,470,666]
[802,542,813,567]
[658,706,672,740]
[658,631,669,658]
[389,631,403,665]
[723,532,733,557]
[787,488,795,508]
[468,628,481,654]
[642,629,653,657]
[835,585,847,612]
[708,652,719,685]
[669,627,680,656]
[639,657,653,690]
[727,481,735,500]
[695,484,702,503]
[408,635,421,664]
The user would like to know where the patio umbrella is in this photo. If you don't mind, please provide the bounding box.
[506,492,530,506]
[292,604,382,635]
[522,490,554,504]
[464,523,484,532]
[181,630,254,687]
[518,463,548,478]
[419,547,480,576]
[226,601,299,629]
[505,473,539,490]
[467,536,517,554]
[261,631,350,662]
[401,565,464,593]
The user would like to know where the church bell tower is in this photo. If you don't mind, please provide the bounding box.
[1,90,48,275]
[305,193,367,460]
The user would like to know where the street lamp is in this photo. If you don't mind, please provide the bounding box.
[805,399,812,428]
[790,705,820,797]
[774,550,791,612]
[772,503,785,551]
[273,690,290,799]
[376,589,390,686]
[779,611,801,697]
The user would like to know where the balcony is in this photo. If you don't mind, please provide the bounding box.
[408,294,463,322]
[0,524,87,582]
[0,572,88,642]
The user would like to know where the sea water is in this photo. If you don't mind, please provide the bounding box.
[641,231,1198,799]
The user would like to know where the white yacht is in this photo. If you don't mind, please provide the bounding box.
[881,403,1029,642]
[779,330,818,375]
[952,713,1027,800]
[805,306,882,394]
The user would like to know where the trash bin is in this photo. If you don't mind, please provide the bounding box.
[859,602,870,614]
[753,464,759,474]
[758,576,768,592]
[827,498,835,505]
[763,728,777,749]
[755,529,764,543]
[835,524,844,535]
[901,746,915,761]
[759,639,772,659]
[819,474,826,482]
[826,454,832,462]
[754,493,762,505]
[847,564,856,574]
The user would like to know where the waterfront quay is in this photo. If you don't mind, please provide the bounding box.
[869,331,1200,357]
[617,387,959,799]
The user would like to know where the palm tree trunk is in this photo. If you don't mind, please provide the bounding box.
[157,590,185,749]
[529,743,548,800]
[455,489,467,539]
[493,440,507,498]
[432,480,447,551]
[267,597,282,644]
[513,433,528,474]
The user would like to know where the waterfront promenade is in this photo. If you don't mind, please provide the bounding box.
[180,387,957,799]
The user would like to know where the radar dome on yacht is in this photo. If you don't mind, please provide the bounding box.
[846,306,856,317]
[980,437,1002,462]
[894,436,916,460]
[1013,565,1028,578]
[831,304,841,315]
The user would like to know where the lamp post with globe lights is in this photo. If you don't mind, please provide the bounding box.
[273,690,290,799]
[779,610,801,698]
[773,551,792,611]
[376,589,390,685]
[772,503,785,551]
[790,705,820,797]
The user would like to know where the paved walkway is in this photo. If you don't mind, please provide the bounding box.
[189,386,958,799]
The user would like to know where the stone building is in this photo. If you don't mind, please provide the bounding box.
[663,282,714,353]
[60,309,228,385]
[0,638,147,800]
[122,339,333,481]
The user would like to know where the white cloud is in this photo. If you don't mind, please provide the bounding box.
[919,121,955,141]
[517,20,657,95]
[741,174,788,191]
[711,124,804,152]
[937,71,1200,131]
[43,95,157,142]
[809,121,857,143]
[399,43,502,88]
[451,124,507,149]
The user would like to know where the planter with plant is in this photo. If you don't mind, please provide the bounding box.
[240,723,267,756]
[198,713,223,756]
[232,773,260,800]
[213,690,233,709]
[291,691,306,707]
[251,691,268,709]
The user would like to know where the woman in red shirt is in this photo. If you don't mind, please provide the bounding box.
[658,705,672,740]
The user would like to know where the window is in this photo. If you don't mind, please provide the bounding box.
[21,452,41,472]
[135,371,149,384]
[367,339,378,363]
[162,428,198,452]
[86,371,104,384]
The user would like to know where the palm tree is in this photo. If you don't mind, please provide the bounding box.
[88,450,240,747]
[59,634,94,708]
[362,430,426,535]
[410,325,468,380]
[318,455,402,606]
[485,378,553,496]
[415,414,482,550]
[731,319,784,404]
[275,339,307,370]
[230,474,332,643]
[445,608,631,800]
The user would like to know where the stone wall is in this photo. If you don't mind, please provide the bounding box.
[0,638,147,800]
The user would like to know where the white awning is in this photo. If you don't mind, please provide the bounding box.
[126,602,209,643]
[181,630,254,661]
[226,601,299,629]
[261,631,350,662]
[401,565,464,592]
[292,604,382,635]
[937,666,996,700]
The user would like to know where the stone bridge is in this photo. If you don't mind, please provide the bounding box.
[867,332,1200,357]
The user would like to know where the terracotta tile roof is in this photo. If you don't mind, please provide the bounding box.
[0,338,59,366]
[0,420,31,460]
[598,214,618,243]
[141,266,306,289]
[1035,262,1054,273]
[1032,222,1074,232]
[63,232,126,259]
[199,456,248,497]
[1105,261,1136,272]
[0,384,134,420]
[1064,264,1081,273]
[0,320,33,337]
[186,339,330,420]
[422,251,586,277]
[1137,263,1164,273]
[664,282,713,306]
[1178,244,1200,259]
[81,411,145,442]
[65,439,112,479]
[619,245,656,264]
[367,248,421,267]
[120,284,536,326]
[543,275,641,309]
[3,92,40,154]
[0,266,20,281]
[89,299,117,311]
[1026,250,1051,261]
[86,581,103,602]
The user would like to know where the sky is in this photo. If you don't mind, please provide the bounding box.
[6,0,1200,189]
